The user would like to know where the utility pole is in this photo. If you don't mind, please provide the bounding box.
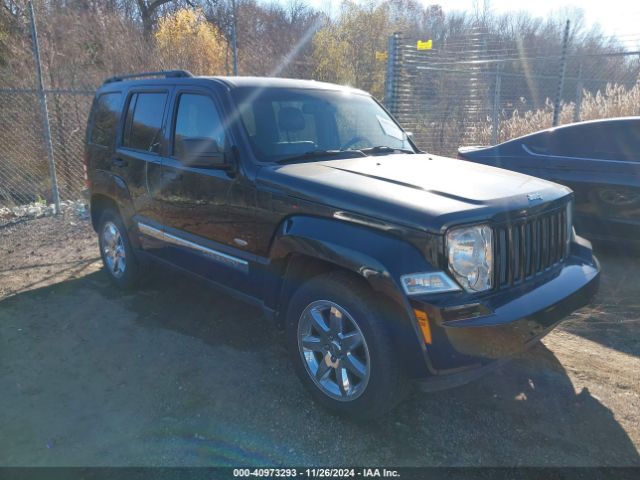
[231,0,238,76]
[491,63,503,145]
[384,33,399,115]
[28,0,60,214]
[553,20,570,127]
[574,62,583,123]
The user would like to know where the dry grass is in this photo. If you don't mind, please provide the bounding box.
[474,78,640,145]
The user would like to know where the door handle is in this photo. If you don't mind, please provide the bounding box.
[112,157,128,167]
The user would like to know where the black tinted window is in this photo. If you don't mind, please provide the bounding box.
[232,87,412,161]
[527,120,640,161]
[272,101,318,144]
[90,93,121,147]
[123,92,167,153]
[173,93,225,156]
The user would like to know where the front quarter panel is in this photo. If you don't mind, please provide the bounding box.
[268,215,439,377]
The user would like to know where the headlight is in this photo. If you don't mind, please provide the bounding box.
[447,224,493,292]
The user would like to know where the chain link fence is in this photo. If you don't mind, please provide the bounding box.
[3,6,640,210]
[0,90,47,205]
[0,3,94,210]
[0,88,94,208]
[384,29,640,156]
[46,91,94,201]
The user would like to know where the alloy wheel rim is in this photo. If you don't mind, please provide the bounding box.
[297,300,370,401]
[101,221,126,278]
[598,189,640,206]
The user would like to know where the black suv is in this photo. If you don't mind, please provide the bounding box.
[86,70,600,418]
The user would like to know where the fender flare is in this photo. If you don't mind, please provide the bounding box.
[270,216,435,302]
[267,215,439,376]
[89,170,139,245]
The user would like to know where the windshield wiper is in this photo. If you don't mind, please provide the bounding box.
[356,146,416,155]
[275,149,365,164]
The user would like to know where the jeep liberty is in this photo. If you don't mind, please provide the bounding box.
[86,70,600,418]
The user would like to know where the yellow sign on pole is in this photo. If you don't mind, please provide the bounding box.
[375,51,388,61]
[417,39,433,51]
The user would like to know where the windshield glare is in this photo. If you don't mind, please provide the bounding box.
[231,87,414,162]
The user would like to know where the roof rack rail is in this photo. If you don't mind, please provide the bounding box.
[103,70,194,84]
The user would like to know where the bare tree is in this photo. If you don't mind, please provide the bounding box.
[135,0,177,38]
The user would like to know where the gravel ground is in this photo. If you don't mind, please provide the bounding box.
[0,212,638,466]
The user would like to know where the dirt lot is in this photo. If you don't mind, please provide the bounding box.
[0,211,638,466]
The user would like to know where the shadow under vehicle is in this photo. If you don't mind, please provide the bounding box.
[0,264,636,465]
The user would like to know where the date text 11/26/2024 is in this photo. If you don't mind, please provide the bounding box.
[233,468,400,478]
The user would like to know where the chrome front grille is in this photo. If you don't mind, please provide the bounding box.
[495,205,569,288]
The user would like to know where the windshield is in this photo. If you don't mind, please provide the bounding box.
[230,87,415,163]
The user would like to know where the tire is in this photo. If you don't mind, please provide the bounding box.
[590,187,640,214]
[285,271,408,419]
[97,209,140,289]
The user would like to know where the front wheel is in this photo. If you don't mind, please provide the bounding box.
[286,271,408,419]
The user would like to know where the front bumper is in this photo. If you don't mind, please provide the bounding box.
[410,237,600,390]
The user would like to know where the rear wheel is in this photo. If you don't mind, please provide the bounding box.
[98,209,140,289]
[286,271,408,419]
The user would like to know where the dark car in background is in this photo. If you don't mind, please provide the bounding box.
[458,117,640,247]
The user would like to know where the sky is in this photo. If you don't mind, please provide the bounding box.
[438,0,640,39]
[298,0,640,48]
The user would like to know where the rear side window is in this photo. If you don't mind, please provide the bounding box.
[526,120,640,161]
[89,92,122,147]
[123,92,168,153]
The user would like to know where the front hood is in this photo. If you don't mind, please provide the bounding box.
[258,154,571,233]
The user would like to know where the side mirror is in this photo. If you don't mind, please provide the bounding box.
[176,137,229,169]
